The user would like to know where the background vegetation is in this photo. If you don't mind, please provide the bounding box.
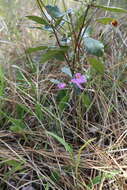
[0,0,127,189]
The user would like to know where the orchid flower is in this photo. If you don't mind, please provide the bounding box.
[71,73,87,89]
[57,83,66,89]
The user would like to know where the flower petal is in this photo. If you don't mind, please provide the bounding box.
[71,79,84,89]
[57,83,66,89]
[71,73,87,89]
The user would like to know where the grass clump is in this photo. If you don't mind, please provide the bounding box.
[0,0,127,189]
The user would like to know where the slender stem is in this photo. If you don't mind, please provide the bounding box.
[36,0,71,69]
[72,4,90,72]
[78,8,98,55]
[36,0,45,15]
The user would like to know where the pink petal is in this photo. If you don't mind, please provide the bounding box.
[75,73,87,83]
[71,79,84,89]
[57,83,66,89]
[75,82,84,89]
[75,73,82,78]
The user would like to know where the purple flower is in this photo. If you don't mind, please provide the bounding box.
[57,83,66,89]
[71,73,87,89]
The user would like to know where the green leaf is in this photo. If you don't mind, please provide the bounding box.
[41,50,63,62]
[9,119,26,133]
[94,5,127,13]
[3,160,24,177]
[84,37,104,57]
[103,170,120,179]
[16,104,28,118]
[92,175,102,185]
[41,46,68,63]
[61,67,72,77]
[57,89,67,102]
[5,160,22,167]
[46,5,64,18]
[75,14,84,32]
[58,90,70,112]
[47,131,73,154]
[81,93,91,108]
[10,125,24,133]
[9,118,25,127]
[87,175,103,189]
[96,17,115,24]
[26,16,48,25]
[35,104,43,120]
[88,57,104,74]
[45,183,50,190]
[51,170,60,182]
[53,52,65,61]
[82,26,93,38]
[59,94,69,112]
[55,17,64,28]
[87,170,120,189]
[26,46,49,53]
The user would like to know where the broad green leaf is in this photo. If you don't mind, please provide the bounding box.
[94,5,127,13]
[26,16,48,25]
[41,46,68,63]
[53,52,65,61]
[41,50,63,62]
[88,58,104,74]
[46,5,64,18]
[61,67,72,77]
[47,131,73,154]
[96,17,115,24]
[84,37,104,57]
[26,46,49,53]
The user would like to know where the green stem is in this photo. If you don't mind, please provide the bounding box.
[72,4,90,72]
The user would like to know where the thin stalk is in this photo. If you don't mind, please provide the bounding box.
[51,24,72,68]
[77,7,99,56]
[36,0,45,15]
[36,0,71,70]
[72,4,90,72]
